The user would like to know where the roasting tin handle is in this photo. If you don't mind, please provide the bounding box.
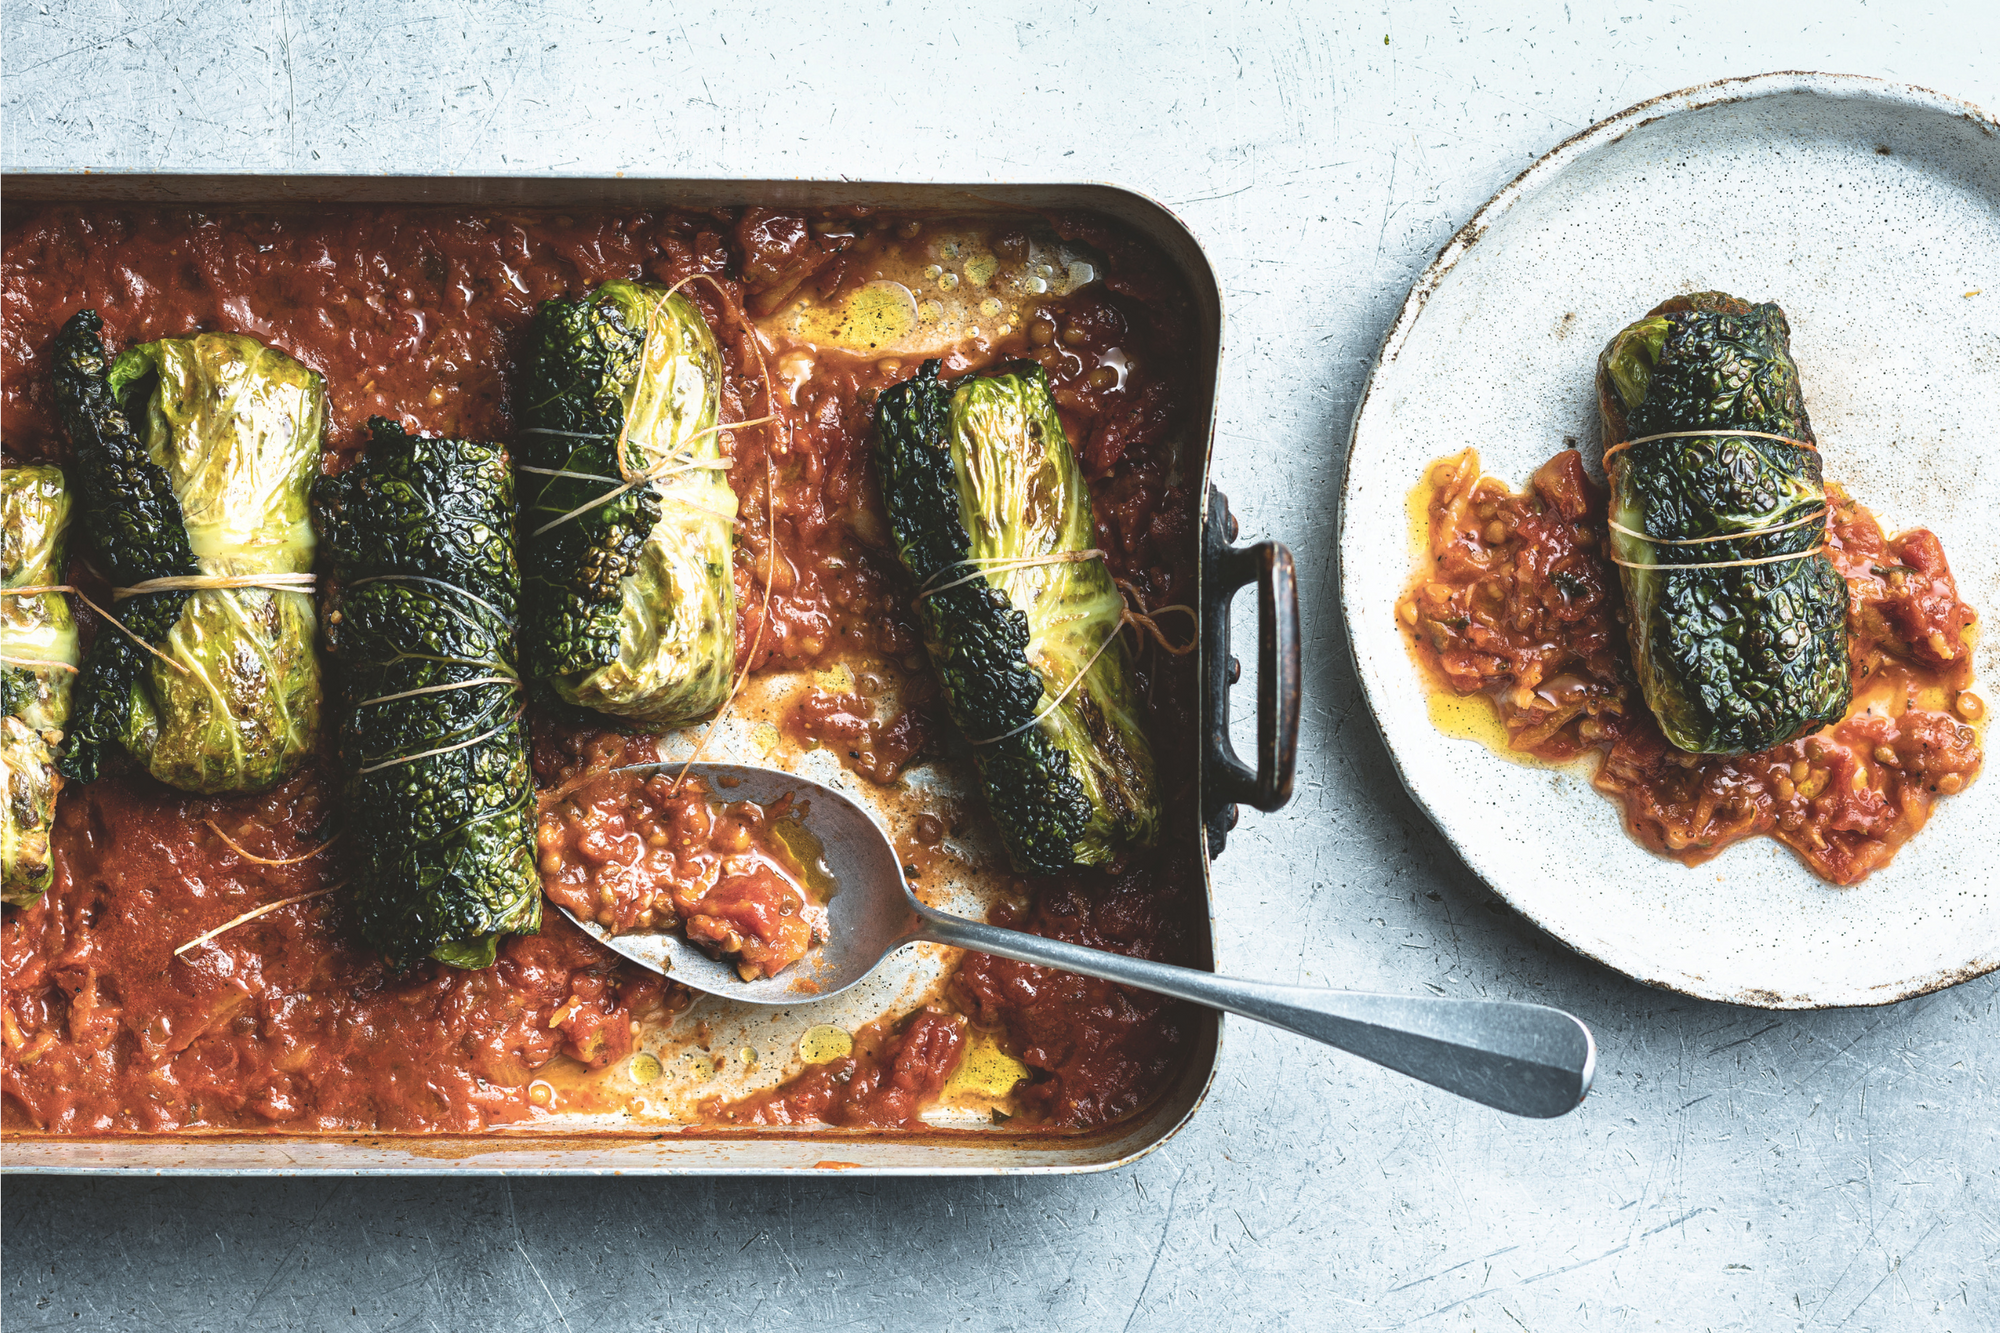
[1202,488,1302,855]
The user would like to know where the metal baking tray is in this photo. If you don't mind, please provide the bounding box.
[0,173,1299,1175]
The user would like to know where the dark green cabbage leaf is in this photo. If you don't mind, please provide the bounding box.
[53,311,324,793]
[315,419,542,969]
[1598,292,1851,754]
[2,465,79,906]
[874,360,1158,873]
[518,281,737,726]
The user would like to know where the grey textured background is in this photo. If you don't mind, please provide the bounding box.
[4,2,1998,1329]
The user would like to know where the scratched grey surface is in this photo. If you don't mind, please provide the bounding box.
[3,2,1998,1329]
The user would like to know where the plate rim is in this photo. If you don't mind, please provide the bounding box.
[1336,70,2000,1010]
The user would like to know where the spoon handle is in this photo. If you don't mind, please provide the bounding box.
[913,908,1594,1119]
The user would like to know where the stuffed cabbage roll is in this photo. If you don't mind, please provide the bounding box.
[52,311,324,793]
[518,281,738,725]
[315,419,541,969]
[1598,292,1850,754]
[873,360,1158,873]
[2,465,79,906]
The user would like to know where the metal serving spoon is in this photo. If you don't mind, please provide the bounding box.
[556,763,1596,1119]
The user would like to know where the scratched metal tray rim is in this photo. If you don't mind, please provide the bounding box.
[0,173,1252,1175]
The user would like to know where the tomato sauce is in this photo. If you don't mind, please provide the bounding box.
[0,767,677,1132]
[1400,448,1984,884]
[2,203,1204,1134]
[706,1008,970,1130]
[947,840,1205,1126]
[783,679,931,787]
[534,731,828,982]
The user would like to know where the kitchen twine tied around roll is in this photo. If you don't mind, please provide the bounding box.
[520,271,790,797]
[915,549,1196,746]
[1,572,314,677]
[335,572,525,776]
[516,426,756,534]
[517,275,773,536]
[1600,429,1833,572]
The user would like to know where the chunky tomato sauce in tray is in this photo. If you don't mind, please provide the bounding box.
[0,197,1218,1142]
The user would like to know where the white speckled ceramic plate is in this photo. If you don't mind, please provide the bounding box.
[1340,73,2000,1009]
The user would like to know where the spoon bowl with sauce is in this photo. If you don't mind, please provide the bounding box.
[553,763,1597,1119]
